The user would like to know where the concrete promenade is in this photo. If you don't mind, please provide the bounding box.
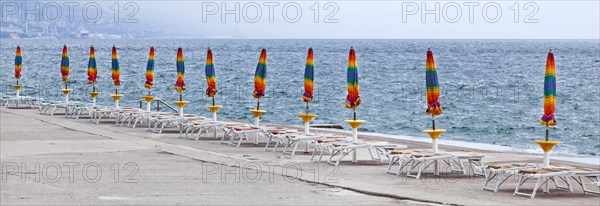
[1,108,599,205]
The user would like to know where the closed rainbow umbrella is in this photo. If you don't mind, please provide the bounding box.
[252,48,267,110]
[205,47,218,105]
[540,50,557,141]
[14,46,22,83]
[345,47,361,120]
[174,48,186,101]
[111,45,121,94]
[60,45,70,89]
[145,47,155,92]
[426,48,443,130]
[87,46,97,90]
[302,48,314,113]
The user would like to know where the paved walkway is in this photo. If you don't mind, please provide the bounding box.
[1,108,599,205]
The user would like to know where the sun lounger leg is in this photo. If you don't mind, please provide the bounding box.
[272,140,281,153]
[327,150,339,165]
[514,175,525,196]
[416,161,426,179]
[332,149,351,166]
[282,140,292,154]
[493,173,507,192]
[397,159,412,176]
[236,133,245,147]
[553,176,571,192]
[532,177,544,198]
[386,156,397,175]
[291,141,301,155]
[178,124,185,138]
[264,140,270,151]
[543,177,549,193]
[406,161,416,178]
[574,176,600,195]
[482,170,493,191]
[220,130,230,144]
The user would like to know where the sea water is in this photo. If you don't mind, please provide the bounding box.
[1,39,598,156]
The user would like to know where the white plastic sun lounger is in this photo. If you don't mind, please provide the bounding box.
[40,101,82,116]
[446,151,486,176]
[91,107,138,124]
[326,141,402,166]
[326,143,370,166]
[386,150,484,179]
[567,169,600,195]
[273,133,346,155]
[514,168,573,198]
[515,167,600,197]
[222,125,266,147]
[405,152,455,179]
[148,114,202,134]
[482,163,539,192]
[4,95,41,108]
[128,111,171,128]
[311,138,350,163]
[65,103,94,118]
[263,128,299,152]
[279,133,323,155]
[178,120,224,140]
[71,104,104,119]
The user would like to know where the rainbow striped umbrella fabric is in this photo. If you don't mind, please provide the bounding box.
[345,47,361,108]
[14,46,22,80]
[60,45,69,82]
[87,46,97,84]
[302,48,314,102]
[111,46,121,86]
[145,47,155,89]
[252,49,267,99]
[174,48,186,92]
[540,51,556,126]
[425,49,443,116]
[205,48,218,97]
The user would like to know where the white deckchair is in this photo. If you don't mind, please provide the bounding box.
[567,169,600,195]
[513,168,572,198]
[311,138,350,163]
[482,163,538,192]
[148,114,201,134]
[222,125,266,147]
[178,120,224,140]
[279,133,323,155]
[263,128,298,152]
[327,141,401,166]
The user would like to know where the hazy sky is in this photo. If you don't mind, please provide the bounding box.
[4,0,600,39]
[133,0,600,39]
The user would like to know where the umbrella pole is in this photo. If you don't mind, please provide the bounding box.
[545,123,549,142]
[212,97,215,106]
[179,92,182,101]
[15,80,19,98]
[257,99,260,110]
[432,115,436,130]
[306,102,309,114]
[91,83,96,106]
[353,108,356,121]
